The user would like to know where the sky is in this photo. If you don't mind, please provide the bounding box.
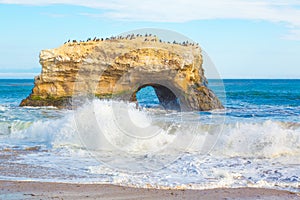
[0,0,300,79]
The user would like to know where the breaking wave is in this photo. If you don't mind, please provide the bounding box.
[1,99,299,192]
[4,99,299,160]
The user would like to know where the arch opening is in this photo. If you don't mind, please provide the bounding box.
[135,86,160,108]
[131,84,180,111]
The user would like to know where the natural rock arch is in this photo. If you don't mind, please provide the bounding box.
[20,36,223,111]
[130,84,180,110]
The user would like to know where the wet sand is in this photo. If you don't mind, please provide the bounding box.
[0,180,299,200]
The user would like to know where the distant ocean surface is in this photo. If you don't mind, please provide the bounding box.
[0,79,299,192]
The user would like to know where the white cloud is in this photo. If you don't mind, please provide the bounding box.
[282,29,300,40]
[1,0,300,40]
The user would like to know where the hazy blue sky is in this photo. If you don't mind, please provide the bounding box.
[0,1,299,78]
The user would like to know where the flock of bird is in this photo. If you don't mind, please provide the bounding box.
[64,33,198,47]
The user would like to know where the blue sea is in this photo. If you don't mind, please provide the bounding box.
[0,79,299,192]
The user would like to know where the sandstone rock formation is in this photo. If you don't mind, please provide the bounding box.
[20,35,223,111]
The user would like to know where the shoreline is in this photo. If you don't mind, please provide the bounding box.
[0,180,299,200]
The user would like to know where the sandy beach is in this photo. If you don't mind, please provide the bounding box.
[0,180,299,200]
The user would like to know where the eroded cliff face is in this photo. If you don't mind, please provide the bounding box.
[20,36,223,111]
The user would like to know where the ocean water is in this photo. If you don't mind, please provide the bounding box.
[0,79,299,192]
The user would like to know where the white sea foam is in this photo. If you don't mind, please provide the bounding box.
[7,99,300,158]
[213,120,300,159]
[0,121,32,136]
[2,99,299,191]
[0,105,6,111]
